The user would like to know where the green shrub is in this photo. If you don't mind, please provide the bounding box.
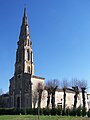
[20,109,25,115]
[32,108,38,115]
[76,106,82,116]
[39,108,43,115]
[51,108,57,115]
[87,109,90,117]
[0,107,88,116]
[69,108,77,116]
[0,108,16,115]
[15,108,21,115]
[56,108,62,115]
[26,108,32,115]
[62,109,66,116]
[66,107,70,116]
[82,107,87,117]
[43,108,51,115]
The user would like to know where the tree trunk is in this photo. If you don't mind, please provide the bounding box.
[74,93,78,108]
[47,91,50,108]
[82,88,86,108]
[51,92,55,108]
[73,87,79,108]
[38,93,41,120]
[63,88,66,111]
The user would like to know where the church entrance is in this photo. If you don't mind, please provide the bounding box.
[17,97,20,108]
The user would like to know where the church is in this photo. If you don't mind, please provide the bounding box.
[1,8,89,110]
[9,8,45,109]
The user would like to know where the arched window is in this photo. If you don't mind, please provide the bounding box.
[27,49,30,61]
[27,66,30,73]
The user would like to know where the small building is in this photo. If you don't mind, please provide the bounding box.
[0,93,9,108]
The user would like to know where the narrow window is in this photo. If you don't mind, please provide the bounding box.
[28,39,29,46]
[27,66,30,73]
[27,49,30,61]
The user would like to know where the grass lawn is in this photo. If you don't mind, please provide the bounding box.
[0,115,89,120]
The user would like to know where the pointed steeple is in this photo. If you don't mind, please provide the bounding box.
[24,7,27,17]
[19,7,30,39]
[16,7,34,75]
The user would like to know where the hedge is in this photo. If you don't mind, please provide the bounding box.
[0,107,89,117]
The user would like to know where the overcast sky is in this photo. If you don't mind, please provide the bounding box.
[0,0,90,92]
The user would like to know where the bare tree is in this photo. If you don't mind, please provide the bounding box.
[45,79,59,108]
[51,79,59,108]
[72,79,79,108]
[45,82,51,108]
[32,89,38,109]
[79,80,87,108]
[37,82,44,108]
[36,82,44,120]
[62,79,68,111]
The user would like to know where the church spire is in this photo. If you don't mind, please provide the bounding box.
[22,7,28,25]
[19,7,30,39]
[15,7,34,75]
[24,7,27,17]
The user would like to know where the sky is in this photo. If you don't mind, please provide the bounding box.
[0,0,90,92]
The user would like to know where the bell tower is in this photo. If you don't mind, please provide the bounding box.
[9,8,33,109]
[15,7,34,75]
[9,7,44,109]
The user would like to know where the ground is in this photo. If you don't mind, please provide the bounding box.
[0,115,89,120]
